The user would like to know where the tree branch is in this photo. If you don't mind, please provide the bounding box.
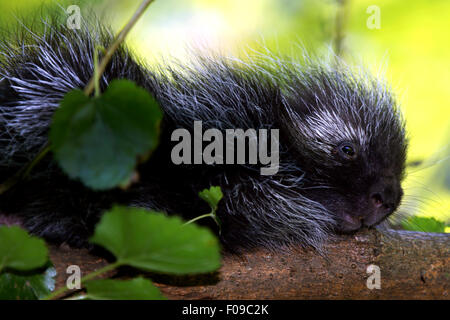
[153,229,450,299]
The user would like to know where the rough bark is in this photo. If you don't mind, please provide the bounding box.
[49,229,450,299]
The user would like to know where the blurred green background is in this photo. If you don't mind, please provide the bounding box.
[1,0,449,231]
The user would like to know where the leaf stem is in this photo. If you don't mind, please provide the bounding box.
[43,262,121,300]
[80,261,121,283]
[93,46,105,98]
[84,0,155,96]
[184,213,214,226]
[0,143,51,195]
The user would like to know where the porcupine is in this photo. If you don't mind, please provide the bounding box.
[0,18,408,251]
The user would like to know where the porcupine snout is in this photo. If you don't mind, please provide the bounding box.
[341,175,403,231]
[366,176,403,226]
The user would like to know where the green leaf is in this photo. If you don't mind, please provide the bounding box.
[90,206,221,274]
[50,79,162,190]
[401,216,446,233]
[0,226,48,272]
[199,186,223,212]
[85,277,166,300]
[198,186,223,230]
[0,266,56,300]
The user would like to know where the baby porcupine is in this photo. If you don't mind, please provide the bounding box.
[0,19,408,250]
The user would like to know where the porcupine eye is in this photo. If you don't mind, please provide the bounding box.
[338,142,357,160]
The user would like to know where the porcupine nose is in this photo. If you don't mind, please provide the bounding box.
[365,177,403,226]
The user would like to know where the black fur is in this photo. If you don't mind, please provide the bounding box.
[0,19,408,251]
